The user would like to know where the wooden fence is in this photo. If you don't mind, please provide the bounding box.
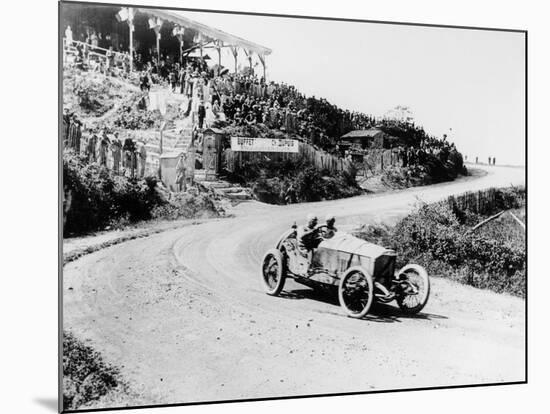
[357,148,403,176]
[443,187,526,216]
[223,141,355,176]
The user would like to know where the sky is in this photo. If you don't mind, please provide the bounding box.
[178,10,525,165]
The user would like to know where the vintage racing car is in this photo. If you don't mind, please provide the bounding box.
[261,225,430,318]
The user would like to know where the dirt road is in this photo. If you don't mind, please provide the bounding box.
[63,165,526,407]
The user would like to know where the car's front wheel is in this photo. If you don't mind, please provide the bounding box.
[338,266,374,319]
[261,248,286,296]
[396,264,430,314]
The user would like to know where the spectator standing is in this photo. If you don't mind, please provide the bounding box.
[139,71,150,91]
[123,138,136,178]
[110,136,122,174]
[169,70,177,92]
[65,25,73,45]
[198,100,206,129]
[137,141,147,178]
[68,114,82,151]
[86,131,98,163]
[175,152,187,192]
[97,131,110,166]
[90,31,98,48]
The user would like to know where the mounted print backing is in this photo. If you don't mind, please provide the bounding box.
[60,1,526,411]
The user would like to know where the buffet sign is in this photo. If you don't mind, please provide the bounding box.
[231,137,299,153]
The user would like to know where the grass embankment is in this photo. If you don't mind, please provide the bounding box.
[354,186,526,297]
[63,68,181,135]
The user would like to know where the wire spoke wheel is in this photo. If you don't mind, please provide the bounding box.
[264,257,279,289]
[396,264,430,314]
[338,266,374,318]
[261,249,286,296]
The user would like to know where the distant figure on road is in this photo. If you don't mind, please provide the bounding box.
[493,157,496,165]
[475,156,478,164]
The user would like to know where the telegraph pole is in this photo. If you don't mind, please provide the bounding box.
[128,7,134,72]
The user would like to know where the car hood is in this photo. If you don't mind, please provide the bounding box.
[318,232,395,259]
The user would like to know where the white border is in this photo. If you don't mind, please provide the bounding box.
[3,0,546,413]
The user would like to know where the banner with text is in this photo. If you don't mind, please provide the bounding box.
[231,137,299,153]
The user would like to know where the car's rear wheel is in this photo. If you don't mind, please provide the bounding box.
[338,266,374,319]
[261,249,286,296]
[396,264,430,314]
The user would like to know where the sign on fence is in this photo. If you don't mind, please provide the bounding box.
[231,137,299,153]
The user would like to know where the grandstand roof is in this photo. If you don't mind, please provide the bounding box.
[340,128,385,140]
[138,8,272,56]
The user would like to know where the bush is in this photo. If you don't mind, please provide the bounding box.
[71,75,127,117]
[354,193,526,297]
[113,100,161,130]
[227,158,362,204]
[63,331,122,410]
[63,151,164,236]
[64,151,225,236]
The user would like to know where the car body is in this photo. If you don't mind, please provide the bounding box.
[261,225,430,318]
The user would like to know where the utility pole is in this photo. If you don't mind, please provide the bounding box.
[117,7,135,72]
[172,26,185,66]
[231,47,238,74]
[216,40,222,75]
[128,8,134,72]
[148,17,163,67]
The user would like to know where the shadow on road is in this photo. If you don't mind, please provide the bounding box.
[279,288,448,323]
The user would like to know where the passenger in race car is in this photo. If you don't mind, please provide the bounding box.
[321,214,338,239]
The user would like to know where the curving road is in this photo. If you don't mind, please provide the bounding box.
[63,165,526,408]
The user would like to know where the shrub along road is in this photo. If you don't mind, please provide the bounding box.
[63,165,525,408]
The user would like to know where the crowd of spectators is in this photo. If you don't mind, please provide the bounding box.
[64,29,459,169]
[63,109,148,179]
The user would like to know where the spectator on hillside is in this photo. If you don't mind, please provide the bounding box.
[106,46,114,74]
[123,138,136,178]
[86,130,98,163]
[110,136,122,174]
[136,141,147,178]
[197,100,206,129]
[169,69,177,92]
[97,131,110,166]
[65,26,73,45]
[90,31,98,48]
[175,152,187,192]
